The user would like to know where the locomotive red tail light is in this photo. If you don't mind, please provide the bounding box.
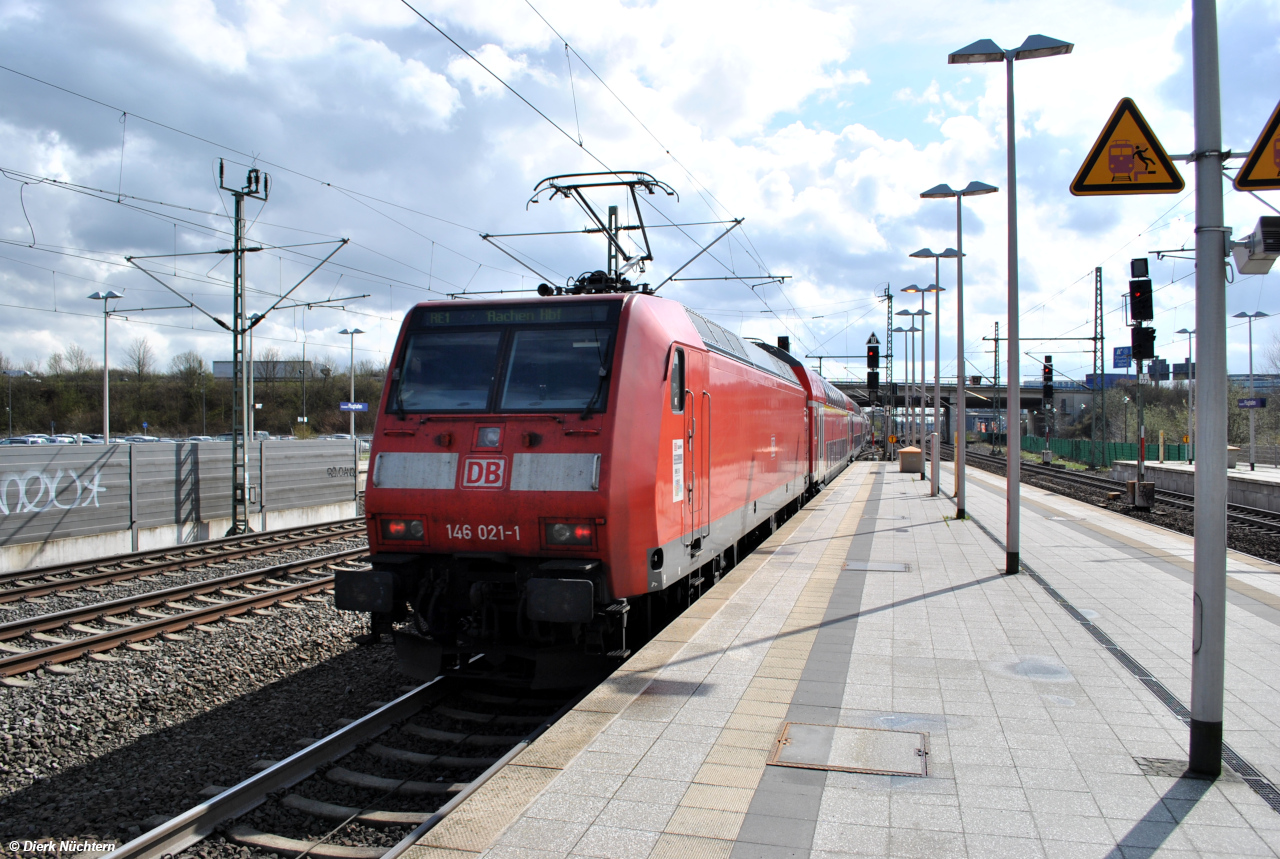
[381,518,425,541]
[545,520,594,547]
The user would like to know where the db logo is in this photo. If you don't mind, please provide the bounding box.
[461,457,507,489]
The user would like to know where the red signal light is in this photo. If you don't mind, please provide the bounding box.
[381,518,425,541]
[545,520,594,546]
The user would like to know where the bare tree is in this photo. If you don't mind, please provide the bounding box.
[125,336,156,379]
[169,351,205,384]
[65,344,96,373]
[46,351,66,378]
[1266,332,1280,375]
[257,347,283,386]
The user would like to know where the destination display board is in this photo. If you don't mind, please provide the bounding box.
[411,303,614,328]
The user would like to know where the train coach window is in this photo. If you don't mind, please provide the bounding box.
[670,348,685,413]
[394,331,502,411]
[500,328,613,411]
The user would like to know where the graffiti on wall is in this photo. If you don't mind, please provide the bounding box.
[0,469,106,516]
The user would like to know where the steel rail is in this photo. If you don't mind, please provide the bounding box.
[102,679,449,859]
[944,444,1280,534]
[0,519,366,601]
[0,547,366,643]
[0,551,365,677]
[0,518,364,599]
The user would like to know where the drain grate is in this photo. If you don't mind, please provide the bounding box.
[768,723,928,777]
[843,561,910,573]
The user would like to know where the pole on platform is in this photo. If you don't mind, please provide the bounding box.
[1189,0,1226,779]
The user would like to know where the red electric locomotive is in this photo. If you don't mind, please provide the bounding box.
[336,173,867,685]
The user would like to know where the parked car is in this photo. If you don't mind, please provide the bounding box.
[187,435,215,442]
[122,435,160,443]
[0,437,44,445]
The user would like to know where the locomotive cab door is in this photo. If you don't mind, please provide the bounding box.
[685,349,709,550]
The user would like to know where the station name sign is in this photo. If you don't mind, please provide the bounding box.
[1238,398,1267,409]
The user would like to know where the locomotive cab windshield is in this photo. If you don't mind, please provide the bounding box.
[391,301,619,414]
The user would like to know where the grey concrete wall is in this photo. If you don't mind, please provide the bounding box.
[0,440,365,571]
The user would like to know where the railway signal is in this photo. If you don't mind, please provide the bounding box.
[1129,258,1154,321]
[866,334,880,368]
[1042,356,1053,404]
[1132,325,1156,361]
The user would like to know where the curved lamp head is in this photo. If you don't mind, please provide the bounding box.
[923,284,945,293]
[88,290,125,301]
[901,284,923,294]
[949,38,1005,64]
[921,183,957,199]
[940,248,961,258]
[909,248,939,259]
[1013,35,1074,60]
[959,181,999,196]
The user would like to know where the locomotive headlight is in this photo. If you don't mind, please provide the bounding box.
[382,518,425,541]
[545,521,593,546]
[477,426,502,448]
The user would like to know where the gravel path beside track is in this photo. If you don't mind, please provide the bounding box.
[0,597,407,845]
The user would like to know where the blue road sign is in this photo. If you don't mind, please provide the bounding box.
[1113,346,1132,369]
[339,402,369,412]
[1238,398,1268,409]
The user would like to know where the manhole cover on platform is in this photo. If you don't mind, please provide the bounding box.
[843,561,910,573]
[768,723,928,777]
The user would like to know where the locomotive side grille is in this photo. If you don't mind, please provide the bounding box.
[510,453,602,492]
[371,452,459,489]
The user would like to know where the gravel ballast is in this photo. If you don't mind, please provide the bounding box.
[0,596,409,846]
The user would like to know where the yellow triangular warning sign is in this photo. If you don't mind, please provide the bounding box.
[1235,100,1280,191]
[1071,98,1185,196]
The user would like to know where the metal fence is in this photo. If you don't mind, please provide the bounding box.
[0,440,356,548]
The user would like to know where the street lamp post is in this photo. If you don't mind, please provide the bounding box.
[920,185,998,519]
[924,284,944,494]
[900,291,922,447]
[910,249,957,497]
[1177,328,1196,462]
[895,310,917,445]
[1233,311,1270,470]
[949,33,1073,571]
[339,327,365,498]
[89,290,124,442]
[891,325,912,446]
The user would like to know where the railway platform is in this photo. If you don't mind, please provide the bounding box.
[1110,459,1280,515]
[400,461,1280,859]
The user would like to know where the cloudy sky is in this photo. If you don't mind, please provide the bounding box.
[0,0,1276,389]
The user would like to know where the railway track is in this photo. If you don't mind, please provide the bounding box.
[943,444,1280,536]
[106,677,587,859]
[0,547,368,682]
[0,518,365,603]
